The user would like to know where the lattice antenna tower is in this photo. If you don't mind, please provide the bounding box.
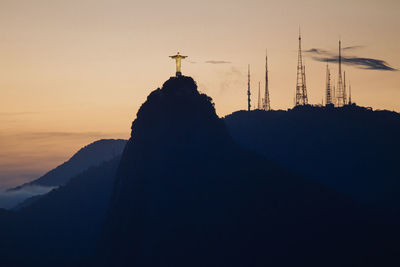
[295,29,308,106]
[264,50,271,110]
[302,64,308,104]
[336,40,345,107]
[257,82,262,109]
[348,82,352,105]
[247,64,251,111]
[344,71,347,105]
[325,63,332,105]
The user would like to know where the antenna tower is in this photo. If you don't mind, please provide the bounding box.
[348,83,352,105]
[336,40,345,107]
[344,71,347,105]
[295,30,308,106]
[302,64,308,103]
[264,50,271,110]
[257,82,262,109]
[325,63,332,105]
[247,65,251,111]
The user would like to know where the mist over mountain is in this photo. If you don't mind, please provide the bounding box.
[94,76,398,266]
[0,139,126,209]
[0,156,121,266]
[224,105,400,216]
[11,139,126,189]
[0,185,56,210]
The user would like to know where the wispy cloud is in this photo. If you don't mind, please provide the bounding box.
[218,66,243,94]
[304,48,329,54]
[305,47,397,71]
[305,46,364,54]
[343,45,365,51]
[205,60,231,64]
[312,56,397,71]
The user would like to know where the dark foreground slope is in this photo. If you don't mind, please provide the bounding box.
[0,157,121,267]
[95,77,397,267]
[225,105,400,215]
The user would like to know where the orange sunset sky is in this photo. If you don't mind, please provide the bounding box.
[0,0,399,187]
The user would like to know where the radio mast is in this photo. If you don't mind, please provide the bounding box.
[264,50,271,110]
[247,64,251,111]
[295,30,308,106]
[336,40,345,107]
[325,63,332,105]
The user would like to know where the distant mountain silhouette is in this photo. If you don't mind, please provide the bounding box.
[224,105,400,216]
[10,139,126,190]
[95,76,398,266]
[4,139,126,209]
[0,156,121,266]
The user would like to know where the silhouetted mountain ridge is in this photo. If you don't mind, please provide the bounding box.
[9,139,126,190]
[224,104,400,215]
[0,156,121,266]
[95,76,397,266]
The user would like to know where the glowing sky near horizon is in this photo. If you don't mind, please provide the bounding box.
[0,0,399,187]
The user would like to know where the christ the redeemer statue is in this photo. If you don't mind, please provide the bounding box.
[170,52,187,77]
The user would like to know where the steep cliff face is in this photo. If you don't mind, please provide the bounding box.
[98,76,391,267]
